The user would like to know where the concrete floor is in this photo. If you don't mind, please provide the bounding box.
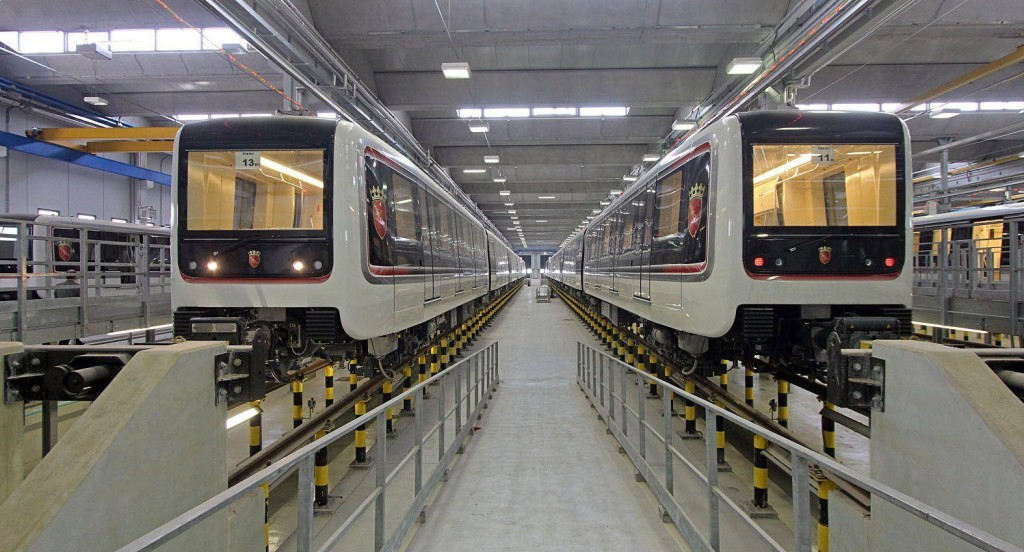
[404,282,689,551]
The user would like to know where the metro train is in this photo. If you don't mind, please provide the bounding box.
[549,111,913,382]
[170,116,524,374]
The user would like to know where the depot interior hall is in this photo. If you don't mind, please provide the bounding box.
[0,1,1023,551]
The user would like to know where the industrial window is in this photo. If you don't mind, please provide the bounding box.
[109,29,155,52]
[17,31,64,54]
[156,28,202,51]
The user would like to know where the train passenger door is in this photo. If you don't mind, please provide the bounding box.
[637,185,656,301]
[420,189,437,302]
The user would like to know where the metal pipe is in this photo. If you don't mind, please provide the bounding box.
[915,119,1024,158]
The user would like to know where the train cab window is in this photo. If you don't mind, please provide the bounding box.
[751,144,897,228]
[185,149,325,231]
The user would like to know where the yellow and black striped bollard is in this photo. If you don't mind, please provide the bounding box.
[402,364,413,414]
[430,345,440,381]
[324,362,335,407]
[383,380,394,435]
[744,366,754,407]
[248,400,262,456]
[645,349,659,398]
[818,479,836,552]
[446,334,455,367]
[348,359,358,393]
[822,402,836,457]
[777,380,789,428]
[314,425,330,506]
[291,379,303,428]
[353,400,369,466]
[716,397,726,466]
[753,434,769,508]
[683,380,698,437]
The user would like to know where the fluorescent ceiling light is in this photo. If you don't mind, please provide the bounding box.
[84,96,108,106]
[484,155,500,164]
[226,406,262,429]
[930,108,960,119]
[726,56,761,74]
[508,210,517,214]
[396,198,413,205]
[441,61,471,79]
[37,208,60,216]
[176,114,209,121]
[536,220,547,223]
[76,43,112,61]
[538,195,556,199]
[642,154,660,162]
[579,107,629,117]
[499,190,511,196]
[609,189,622,196]
[796,104,829,111]
[493,176,507,183]
[592,209,601,214]
[623,175,637,182]
[600,200,611,205]
[533,107,577,116]
[469,121,490,133]
[672,120,695,131]
[511,216,518,220]
[316,111,338,119]
[457,108,482,118]
[831,103,880,112]
[753,154,813,185]
[111,218,128,223]
[463,168,487,174]
[504,202,515,206]
[484,108,530,118]
[77,213,96,220]
[261,157,324,188]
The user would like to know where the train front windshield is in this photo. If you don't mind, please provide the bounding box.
[751,144,898,228]
[185,149,326,231]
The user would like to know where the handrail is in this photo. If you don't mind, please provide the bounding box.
[119,342,500,552]
[576,342,1022,552]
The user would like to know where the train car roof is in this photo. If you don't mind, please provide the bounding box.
[914,203,1024,228]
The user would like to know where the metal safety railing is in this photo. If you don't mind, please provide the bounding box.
[0,216,171,343]
[576,342,1022,552]
[119,341,499,552]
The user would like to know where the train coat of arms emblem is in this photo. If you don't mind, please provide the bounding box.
[57,241,73,262]
[818,245,832,265]
[370,186,388,239]
[687,182,706,238]
[248,250,261,269]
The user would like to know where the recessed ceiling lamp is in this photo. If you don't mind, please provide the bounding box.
[930,108,961,119]
[493,175,507,183]
[600,200,611,205]
[441,61,471,79]
[536,220,547,223]
[504,202,515,206]
[642,154,660,162]
[463,168,486,174]
[592,209,601,214]
[623,175,638,182]
[508,210,517,214]
[538,195,556,199]
[83,96,108,106]
[609,189,623,196]
[484,155,500,164]
[499,190,511,196]
[672,120,695,131]
[469,121,490,133]
[726,56,762,75]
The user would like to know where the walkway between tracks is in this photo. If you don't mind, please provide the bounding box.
[406,281,688,551]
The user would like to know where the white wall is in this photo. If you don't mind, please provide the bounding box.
[0,108,172,225]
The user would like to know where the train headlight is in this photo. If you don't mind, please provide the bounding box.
[292,260,305,271]
[864,258,873,267]
[313,260,323,270]
[207,260,218,271]
[188,261,197,270]
[774,257,784,267]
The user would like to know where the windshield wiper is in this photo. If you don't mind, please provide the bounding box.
[787,234,839,252]
[213,236,261,257]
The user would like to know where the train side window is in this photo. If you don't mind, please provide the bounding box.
[621,207,633,252]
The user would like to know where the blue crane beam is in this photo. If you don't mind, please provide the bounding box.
[0,130,170,186]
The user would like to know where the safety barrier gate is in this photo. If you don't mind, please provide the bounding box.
[576,342,1020,552]
[119,342,499,552]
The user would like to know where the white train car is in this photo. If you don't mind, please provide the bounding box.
[171,116,520,369]
[552,111,913,376]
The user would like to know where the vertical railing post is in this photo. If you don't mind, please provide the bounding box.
[608,352,616,423]
[414,386,423,498]
[577,342,582,382]
[474,354,481,409]
[141,233,151,328]
[792,454,812,552]
[438,373,446,460]
[663,387,673,495]
[79,230,89,335]
[16,222,27,342]
[705,411,721,551]
[375,411,387,551]
[455,365,463,434]
[599,354,605,409]
[296,455,314,551]
[620,360,628,437]
[638,370,646,460]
